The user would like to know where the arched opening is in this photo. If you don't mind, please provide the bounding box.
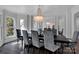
[6,16,15,37]
[20,19,26,36]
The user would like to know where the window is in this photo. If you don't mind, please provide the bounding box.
[76,17,79,31]
[6,17,14,37]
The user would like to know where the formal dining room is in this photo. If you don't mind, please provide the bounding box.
[0,5,79,54]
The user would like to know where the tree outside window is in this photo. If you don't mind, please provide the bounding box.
[6,17,14,36]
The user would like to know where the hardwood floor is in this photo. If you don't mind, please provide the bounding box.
[0,40,79,54]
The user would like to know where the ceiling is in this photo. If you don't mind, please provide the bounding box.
[0,5,75,16]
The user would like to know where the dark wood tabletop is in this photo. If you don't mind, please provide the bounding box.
[55,38,76,43]
[28,33,76,44]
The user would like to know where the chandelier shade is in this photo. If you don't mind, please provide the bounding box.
[34,5,44,22]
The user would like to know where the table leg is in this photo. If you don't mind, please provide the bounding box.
[61,43,64,54]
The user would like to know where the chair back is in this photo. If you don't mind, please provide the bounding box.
[31,30,40,48]
[52,29,57,36]
[72,31,78,42]
[16,29,21,38]
[22,30,29,45]
[44,28,47,31]
[43,31,55,50]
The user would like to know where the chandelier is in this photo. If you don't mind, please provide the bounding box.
[34,5,44,22]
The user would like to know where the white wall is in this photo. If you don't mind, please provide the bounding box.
[0,8,33,44]
[2,10,17,43]
[42,7,73,38]
[2,10,28,44]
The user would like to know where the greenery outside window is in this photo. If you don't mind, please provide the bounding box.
[6,17,14,36]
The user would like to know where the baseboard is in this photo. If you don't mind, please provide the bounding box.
[0,40,17,48]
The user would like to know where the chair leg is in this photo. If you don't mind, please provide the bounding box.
[56,48,60,54]
[70,47,73,53]
[42,47,45,54]
[24,44,26,53]
[70,47,76,54]
[24,44,26,51]
[17,38,19,43]
[26,45,29,54]
[21,40,23,47]
[32,46,35,54]
[73,48,76,54]
[31,46,34,53]
[38,48,40,54]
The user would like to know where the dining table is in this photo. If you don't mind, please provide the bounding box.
[55,37,76,53]
[28,33,76,53]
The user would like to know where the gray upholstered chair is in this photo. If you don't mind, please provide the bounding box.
[22,30,32,49]
[52,29,57,37]
[72,31,78,42]
[31,30,44,48]
[66,31,78,53]
[43,31,60,53]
